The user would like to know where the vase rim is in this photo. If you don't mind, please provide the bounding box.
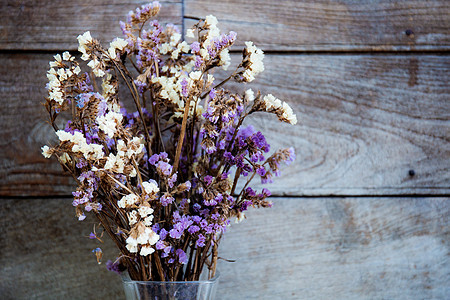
[121,270,220,284]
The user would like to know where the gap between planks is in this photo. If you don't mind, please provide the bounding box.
[1,49,449,56]
[1,194,448,201]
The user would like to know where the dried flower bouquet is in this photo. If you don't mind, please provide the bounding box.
[42,1,297,282]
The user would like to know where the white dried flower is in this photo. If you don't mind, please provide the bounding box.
[142,180,159,194]
[59,152,71,164]
[73,65,81,75]
[62,51,71,61]
[263,94,282,110]
[245,89,255,102]
[140,245,155,256]
[189,71,202,81]
[118,194,139,208]
[97,111,123,138]
[242,41,264,82]
[41,145,52,158]
[205,15,218,27]
[143,215,154,226]
[128,210,138,225]
[138,206,154,218]
[87,59,105,77]
[77,31,93,61]
[281,102,297,125]
[125,236,138,253]
[186,28,195,38]
[108,38,128,59]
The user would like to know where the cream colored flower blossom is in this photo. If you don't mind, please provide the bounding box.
[59,152,71,164]
[140,245,155,256]
[159,43,171,55]
[125,236,138,253]
[97,111,123,138]
[138,206,154,218]
[118,194,140,208]
[242,41,264,82]
[87,59,105,77]
[142,181,159,194]
[205,15,218,27]
[219,48,231,70]
[77,31,93,61]
[62,51,71,61]
[128,210,138,225]
[41,145,52,158]
[189,71,202,81]
[108,38,128,59]
[281,102,297,125]
[143,215,154,226]
[245,89,255,102]
[170,33,181,47]
[73,66,81,75]
[186,28,195,38]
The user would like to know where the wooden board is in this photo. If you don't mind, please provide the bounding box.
[0,197,448,299]
[217,197,450,299]
[184,0,450,51]
[0,53,448,196]
[0,198,124,299]
[0,0,182,51]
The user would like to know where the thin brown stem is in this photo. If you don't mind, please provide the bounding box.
[110,58,152,157]
[153,252,165,281]
[171,95,192,175]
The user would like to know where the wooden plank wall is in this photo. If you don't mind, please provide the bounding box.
[0,0,449,299]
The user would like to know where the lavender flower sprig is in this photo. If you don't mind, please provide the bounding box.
[42,1,296,282]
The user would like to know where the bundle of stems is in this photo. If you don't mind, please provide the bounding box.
[42,1,296,281]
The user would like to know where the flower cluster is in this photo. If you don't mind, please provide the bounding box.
[42,2,296,282]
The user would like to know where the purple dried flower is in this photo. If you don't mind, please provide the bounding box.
[168,173,177,188]
[286,147,296,165]
[256,166,266,176]
[176,249,188,264]
[159,228,168,240]
[169,228,182,239]
[200,219,208,229]
[152,223,161,233]
[188,225,200,234]
[261,188,271,197]
[106,260,122,275]
[155,240,166,250]
[156,161,173,176]
[181,78,189,97]
[196,234,206,247]
[160,193,174,206]
[209,88,216,99]
[191,42,200,53]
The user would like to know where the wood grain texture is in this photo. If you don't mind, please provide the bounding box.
[216,197,449,299]
[1,197,448,299]
[1,53,448,196]
[0,0,182,51]
[0,198,124,299]
[223,54,450,196]
[184,0,450,51]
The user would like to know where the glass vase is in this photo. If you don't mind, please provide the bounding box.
[121,271,220,300]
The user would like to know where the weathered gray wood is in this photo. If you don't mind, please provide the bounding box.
[0,197,448,299]
[216,197,450,299]
[241,54,450,196]
[0,198,124,299]
[184,0,450,51]
[0,0,182,51]
[1,53,448,196]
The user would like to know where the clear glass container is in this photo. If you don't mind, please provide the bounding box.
[121,271,220,300]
